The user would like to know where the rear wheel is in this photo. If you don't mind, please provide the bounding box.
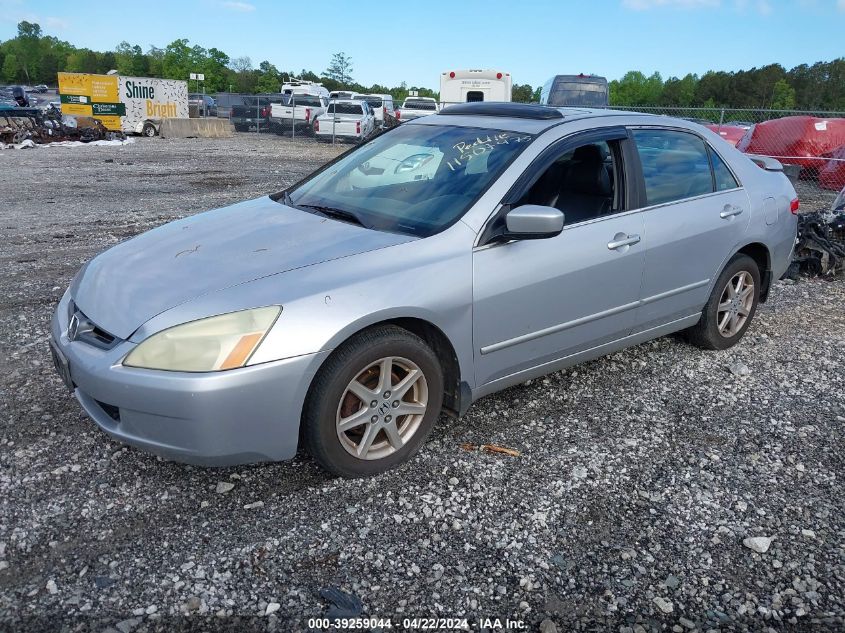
[686,253,760,350]
[141,122,157,137]
[302,326,444,477]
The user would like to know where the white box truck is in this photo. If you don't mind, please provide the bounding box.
[58,73,189,136]
[439,69,512,106]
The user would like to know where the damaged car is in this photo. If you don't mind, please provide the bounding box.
[50,102,798,477]
[788,186,845,277]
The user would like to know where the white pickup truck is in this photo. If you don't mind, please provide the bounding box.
[396,97,439,123]
[269,94,328,134]
[314,100,375,142]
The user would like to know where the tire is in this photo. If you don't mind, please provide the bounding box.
[141,122,157,137]
[302,325,444,478]
[685,253,761,350]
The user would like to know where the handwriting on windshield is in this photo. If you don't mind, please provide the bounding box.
[446,132,532,171]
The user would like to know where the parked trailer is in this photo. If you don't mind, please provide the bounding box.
[58,72,188,137]
[440,69,512,104]
[540,74,609,107]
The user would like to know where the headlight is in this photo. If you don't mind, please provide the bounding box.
[123,306,281,372]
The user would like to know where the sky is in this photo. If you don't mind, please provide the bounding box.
[1,0,844,90]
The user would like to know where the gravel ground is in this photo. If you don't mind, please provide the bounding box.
[1,134,844,633]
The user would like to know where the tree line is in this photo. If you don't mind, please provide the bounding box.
[2,21,844,111]
[608,63,845,111]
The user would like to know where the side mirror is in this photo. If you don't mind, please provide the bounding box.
[503,205,565,240]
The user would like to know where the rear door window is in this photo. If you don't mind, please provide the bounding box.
[328,103,364,115]
[709,148,740,191]
[405,100,437,111]
[293,95,323,107]
[632,129,713,206]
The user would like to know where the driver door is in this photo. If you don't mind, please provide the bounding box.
[472,129,646,387]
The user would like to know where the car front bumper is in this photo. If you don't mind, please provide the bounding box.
[50,292,330,466]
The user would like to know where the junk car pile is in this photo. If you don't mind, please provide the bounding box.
[1,87,125,146]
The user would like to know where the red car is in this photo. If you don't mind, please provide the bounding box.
[705,124,748,147]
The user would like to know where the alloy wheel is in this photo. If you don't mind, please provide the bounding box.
[335,356,428,460]
[716,270,754,337]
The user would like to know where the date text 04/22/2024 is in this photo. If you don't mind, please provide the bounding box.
[306,617,527,630]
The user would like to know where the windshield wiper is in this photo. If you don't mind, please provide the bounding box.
[298,204,370,229]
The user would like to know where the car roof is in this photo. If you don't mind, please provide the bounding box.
[409,103,702,135]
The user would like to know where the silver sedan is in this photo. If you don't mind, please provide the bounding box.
[50,102,798,477]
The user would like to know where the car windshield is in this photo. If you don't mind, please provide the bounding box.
[405,100,437,111]
[284,124,534,237]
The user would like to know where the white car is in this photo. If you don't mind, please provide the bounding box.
[314,100,375,142]
[353,94,396,128]
[396,97,439,122]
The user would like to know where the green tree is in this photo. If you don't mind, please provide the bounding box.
[770,78,796,110]
[65,49,99,73]
[325,52,353,85]
[255,60,280,93]
[2,53,20,83]
[609,71,663,105]
[98,51,116,74]
[297,69,321,83]
[660,73,697,106]
[161,39,193,80]
[511,83,535,103]
[200,47,230,91]
[115,41,148,76]
[15,21,42,82]
[146,46,164,76]
[229,56,254,92]
[37,51,59,83]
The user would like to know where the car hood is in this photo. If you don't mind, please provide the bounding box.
[72,196,414,339]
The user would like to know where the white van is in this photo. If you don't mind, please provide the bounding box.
[281,80,329,98]
[329,90,361,100]
[439,69,512,106]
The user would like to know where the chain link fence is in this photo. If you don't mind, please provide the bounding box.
[198,96,845,213]
[602,105,845,213]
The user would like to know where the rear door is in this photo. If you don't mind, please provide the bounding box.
[629,128,750,331]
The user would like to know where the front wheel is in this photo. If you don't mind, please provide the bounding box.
[685,253,761,350]
[302,325,444,477]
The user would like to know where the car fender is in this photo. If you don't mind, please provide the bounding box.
[248,230,476,386]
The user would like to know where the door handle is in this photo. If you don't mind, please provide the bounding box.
[607,234,641,250]
[720,205,743,219]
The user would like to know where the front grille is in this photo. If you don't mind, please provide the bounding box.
[85,325,117,348]
[95,400,120,422]
[68,303,121,350]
